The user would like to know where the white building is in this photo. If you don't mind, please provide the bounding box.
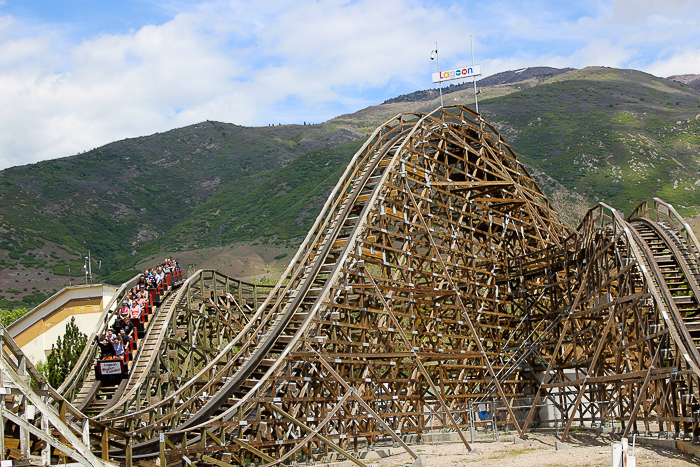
[6,284,117,365]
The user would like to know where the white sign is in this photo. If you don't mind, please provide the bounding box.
[100,361,122,375]
[432,64,482,83]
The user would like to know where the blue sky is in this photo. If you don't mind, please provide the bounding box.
[1,0,699,170]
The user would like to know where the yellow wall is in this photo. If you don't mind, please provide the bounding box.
[13,297,102,349]
[8,283,117,364]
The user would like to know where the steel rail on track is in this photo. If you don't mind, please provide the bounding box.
[152,105,572,459]
[59,274,142,402]
[601,205,700,378]
[630,198,700,265]
[152,104,553,458]
[628,200,700,375]
[70,276,187,417]
[630,218,700,304]
[59,109,700,463]
[97,270,270,422]
[101,113,426,455]
[93,270,267,419]
[522,202,700,439]
[96,286,181,416]
[155,126,421,442]
[0,326,127,465]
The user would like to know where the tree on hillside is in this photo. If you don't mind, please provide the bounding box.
[0,307,30,327]
[41,317,87,388]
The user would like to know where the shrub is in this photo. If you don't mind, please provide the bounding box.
[39,317,87,388]
[0,307,30,327]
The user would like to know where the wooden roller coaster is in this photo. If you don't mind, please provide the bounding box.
[3,105,700,466]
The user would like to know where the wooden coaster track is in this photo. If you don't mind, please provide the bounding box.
[5,106,700,466]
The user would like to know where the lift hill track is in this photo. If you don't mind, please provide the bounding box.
[2,105,700,466]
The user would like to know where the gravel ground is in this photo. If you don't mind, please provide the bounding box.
[372,433,699,467]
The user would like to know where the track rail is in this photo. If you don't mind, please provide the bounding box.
[0,327,126,465]
[59,274,142,402]
[95,271,274,425]
[110,113,426,453]
[116,105,573,463]
[31,107,700,466]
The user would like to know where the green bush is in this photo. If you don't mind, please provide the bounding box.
[0,307,30,327]
[39,317,87,388]
[21,292,52,308]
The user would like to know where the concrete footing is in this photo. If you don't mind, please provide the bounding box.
[629,435,700,458]
[555,441,571,450]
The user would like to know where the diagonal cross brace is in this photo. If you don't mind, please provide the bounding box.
[364,268,472,451]
[403,180,524,437]
[264,402,367,467]
[306,343,418,459]
[261,390,353,467]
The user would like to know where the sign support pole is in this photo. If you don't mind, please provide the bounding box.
[471,35,479,113]
[430,53,481,107]
[433,42,444,107]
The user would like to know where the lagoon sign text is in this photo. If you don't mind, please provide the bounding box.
[432,64,482,83]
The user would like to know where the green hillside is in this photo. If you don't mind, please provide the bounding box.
[147,140,363,251]
[0,121,361,284]
[1,66,700,304]
[480,67,700,213]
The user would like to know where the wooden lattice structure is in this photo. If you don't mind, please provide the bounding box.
[4,106,700,466]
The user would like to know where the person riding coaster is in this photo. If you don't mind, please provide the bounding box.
[95,330,129,384]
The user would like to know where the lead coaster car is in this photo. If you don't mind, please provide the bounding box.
[95,357,129,385]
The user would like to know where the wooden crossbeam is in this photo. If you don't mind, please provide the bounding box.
[264,402,367,467]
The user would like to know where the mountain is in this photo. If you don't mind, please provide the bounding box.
[384,66,575,104]
[668,74,700,92]
[481,67,700,211]
[0,121,364,306]
[2,66,700,307]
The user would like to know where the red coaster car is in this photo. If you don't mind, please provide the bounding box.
[95,357,128,385]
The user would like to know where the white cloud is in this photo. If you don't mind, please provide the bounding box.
[611,0,696,22]
[646,48,700,77]
[0,0,480,169]
[1,0,700,170]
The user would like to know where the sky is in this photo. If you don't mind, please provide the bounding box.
[1,0,699,170]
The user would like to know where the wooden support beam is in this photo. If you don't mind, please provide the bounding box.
[0,349,112,466]
[229,435,276,463]
[265,402,367,467]
[365,269,472,452]
[560,305,617,441]
[261,390,353,467]
[404,182,524,437]
[622,345,662,438]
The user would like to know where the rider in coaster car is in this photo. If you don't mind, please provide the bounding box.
[119,301,130,319]
[111,333,125,358]
[99,336,116,359]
